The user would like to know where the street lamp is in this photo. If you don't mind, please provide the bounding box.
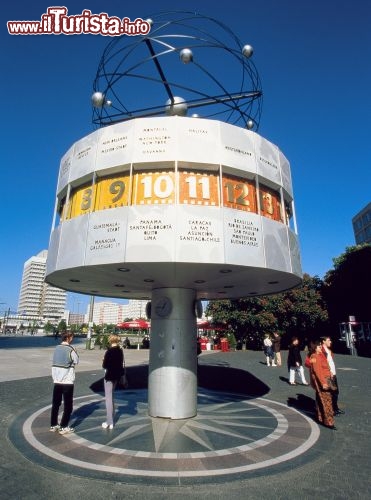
[2,306,10,335]
[0,303,6,334]
[86,295,95,349]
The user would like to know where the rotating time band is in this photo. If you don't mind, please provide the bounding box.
[59,171,285,224]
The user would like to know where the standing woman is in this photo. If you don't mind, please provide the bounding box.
[309,340,336,429]
[102,334,124,429]
[287,336,308,385]
[263,333,276,366]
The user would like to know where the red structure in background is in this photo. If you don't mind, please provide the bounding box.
[196,320,226,331]
[197,321,229,351]
[220,337,229,352]
[117,320,150,330]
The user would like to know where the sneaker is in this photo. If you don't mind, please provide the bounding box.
[102,422,114,430]
[50,425,60,432]
[272,363,277,367]
[59,427,74,435]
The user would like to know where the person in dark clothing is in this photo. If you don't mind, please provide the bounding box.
[287,336,308,385]
[142,335,150,349]
[102,334,125,429]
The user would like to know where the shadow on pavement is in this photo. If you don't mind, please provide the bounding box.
[287,393,316,417]
[89,364,270,398]
[198,365,269,397]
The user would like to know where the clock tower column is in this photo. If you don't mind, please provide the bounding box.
[148,288,198,419]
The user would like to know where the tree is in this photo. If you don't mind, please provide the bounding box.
[57,319,67,332]
[205,274,328,348]
[323,244,371,324]
[44,321,55,334]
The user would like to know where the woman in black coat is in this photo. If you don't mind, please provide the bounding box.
[102,334,124,429]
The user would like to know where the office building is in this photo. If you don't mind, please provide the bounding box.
[86,299,147,325]
[68,312,85,326]
[18,250,67,321]
[352,202,371,245]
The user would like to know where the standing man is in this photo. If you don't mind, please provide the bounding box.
[271,331,282,366]
[287,336,308,385]
[321,336,344,415]
[50,330,79,434]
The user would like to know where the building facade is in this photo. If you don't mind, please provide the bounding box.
[18,250,67,322]
[352,202,371,245]
[85,299,147,326]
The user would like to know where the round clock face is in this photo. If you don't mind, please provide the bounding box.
[154,296,172,317]
[194,299,203,318]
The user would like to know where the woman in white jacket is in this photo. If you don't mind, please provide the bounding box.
[263,333,276,366]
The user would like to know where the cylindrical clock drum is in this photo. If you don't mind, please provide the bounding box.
[46,115,302,418]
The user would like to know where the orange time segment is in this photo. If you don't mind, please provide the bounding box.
[178,171,220,206]
[259,186,283,222]
[133,172,176,205]
[222,175,257,213]
[67,184,97,219]
[95,175,130,210]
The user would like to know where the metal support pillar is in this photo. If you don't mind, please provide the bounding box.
[148,288,197,419]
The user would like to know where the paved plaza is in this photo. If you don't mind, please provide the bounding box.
[0,336,370,499]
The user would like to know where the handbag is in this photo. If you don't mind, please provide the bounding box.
[120,372,129,389]
[119,353,128,389]
[325,376,337,392]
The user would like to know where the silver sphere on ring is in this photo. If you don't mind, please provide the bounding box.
[91,92,105,108]
[242,45,254,58]
[180,48,193,64]
[246,119,254,130]
[165,97,188,116]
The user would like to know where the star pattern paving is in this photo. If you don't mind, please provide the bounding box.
[71,390,282,455]
[16,388,319,480]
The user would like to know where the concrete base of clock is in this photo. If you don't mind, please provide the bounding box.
[148,288,198,419]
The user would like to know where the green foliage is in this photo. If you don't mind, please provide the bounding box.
[323,244,371,323]
[43,321,55,333]
[104,324,117,334]
[94,333,110,350]
[58,319,67,332]
[206,274,328,348]
[69,324,81,334]
[226,331,237,349]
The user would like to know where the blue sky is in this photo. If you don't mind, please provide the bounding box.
[1,0,370,314]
